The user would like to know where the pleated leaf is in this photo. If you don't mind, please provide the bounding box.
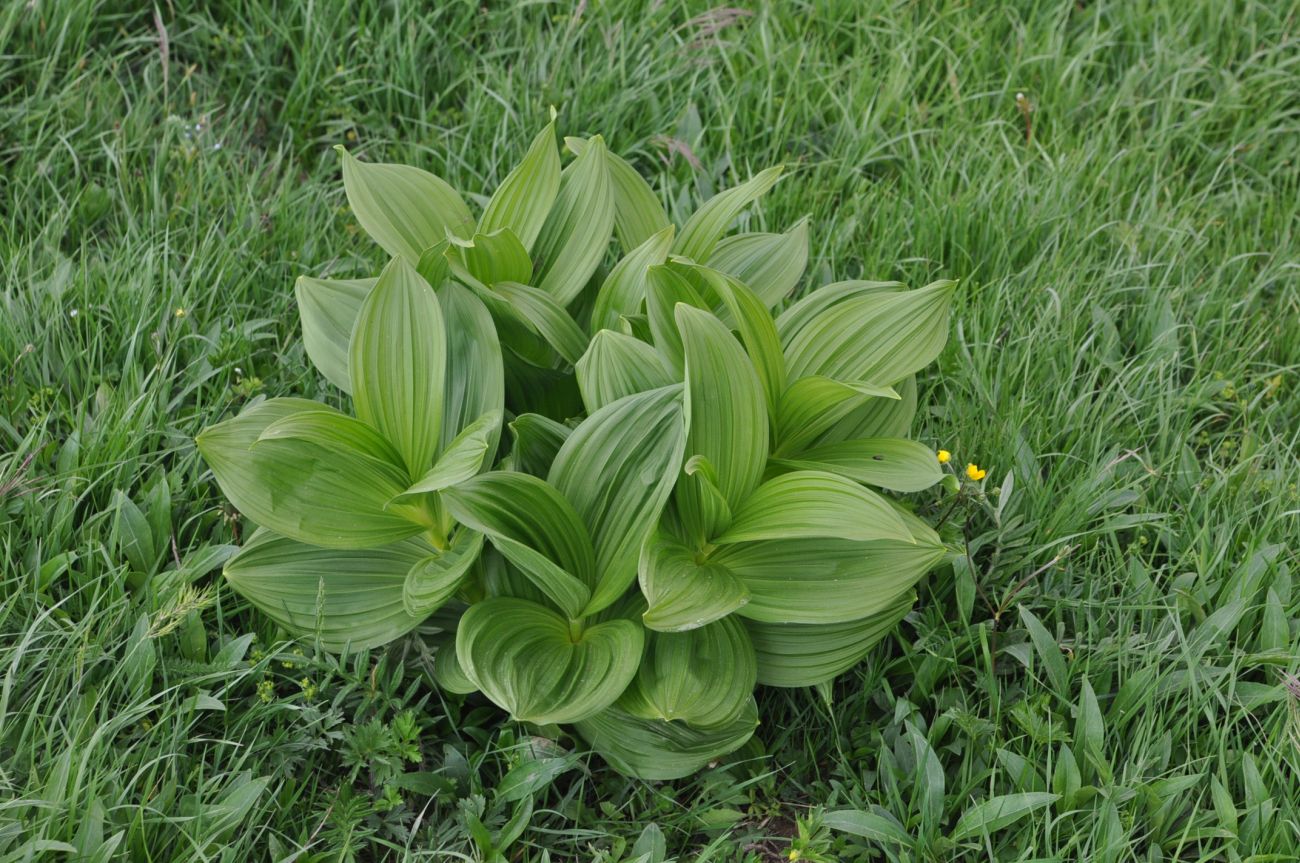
[576,330,672,413]
[745,593,915,686]
[773,376,900,456]
[532,135,615,305]
[567,136,671,252]
[776,280,902,345]
[705,218,809,308]
[493,281,590,364]
[674,166,783,262]
[456,597,644,725]
[336,146,473,263]
[772,437,943,493]
[349,257,446,478]
[257,405,405,466]
[442,472,596,618]
[549,386,687,616]
[816,375,919,444]
[295,275,372,393]
[713,470,911,545]
[639,531,748,632]
[645,264,708,378]
[677,304,768,510]
[437,282,506,454]
[503,413,572,477]
[573,697,759,781]
[449,229,533,287]
[673,454,734,548]
[589,225,674,333]
[403,528,483,616]
[224,529,431,651]
[617,616,756,726]
[396,410,502,499]
[784,280,957,384]
[196,399,421,549]
[479,121,561,251]
[674,263,786,417]
[716,509,944,623]
[432,632,479,694]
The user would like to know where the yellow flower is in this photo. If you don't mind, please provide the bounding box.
[966,463,987,481]
[788,851,801,862]
[937,449,951,464]
[174,307,187,318]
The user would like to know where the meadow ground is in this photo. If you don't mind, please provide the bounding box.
[2,1,1298,860]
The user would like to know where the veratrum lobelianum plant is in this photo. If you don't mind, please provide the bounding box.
[197,118,956,780]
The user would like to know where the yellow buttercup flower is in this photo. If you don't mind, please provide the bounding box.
[788,850,801,862]
[965,463,986,481]
[174,307,188,318]
[937,449,951,464]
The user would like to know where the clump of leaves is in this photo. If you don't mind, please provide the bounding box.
[197,118,956,780]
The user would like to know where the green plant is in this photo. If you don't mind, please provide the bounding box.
[196,120,956,780]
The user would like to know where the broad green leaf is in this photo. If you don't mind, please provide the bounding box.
[573,697,758,781]
[576,330,672,412]
[590,225,675,333]
[350,256,446,478]
[294,275,372,393]
[716,509,944,623]
[432,631,478,694]
[416,240,452,288]
[776,280,902,344]
[504,413,572,477]
[196,399,422,548]
[567,136,671,252]
[479,121,561,251]
[817,375,918,443]
[335,146,473,263]
[549,386,687,615]
[396,411,502,498]
[771,437,943,493]
[745,592,914,686]
[705,219,808,308]
[950,793,1059,842]
[257,406,404,466]
[480,543,553,606]
[639,531,748,632]
[713,470,911,545]
[224,529,432,651]
[443,472,593,578]
[618,616,756,726]
[677,304,768,510]
[532,135,615,305]
[491,537,593,619]
[674,166,783,262]
[503,354,585,420]
[404,529,483,616]
[437,282,506,453]
[784,280,957,384]
[442,472,596,617]
[645,265,708,377]
[449,229,533,287]
[772,376,900,456]
[493,281,590,364]
[673,263,786,418]
[673,454,733,548]
[456,597,643,724]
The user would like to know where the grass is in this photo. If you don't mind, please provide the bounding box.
[2,0,1298,859]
